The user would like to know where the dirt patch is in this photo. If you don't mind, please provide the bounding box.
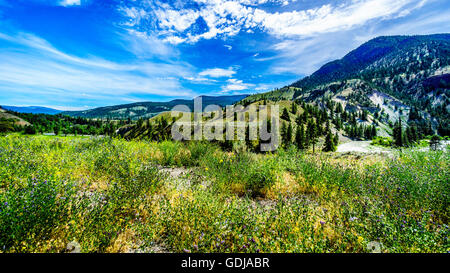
[159,166,211,190]
[337,141,391,154]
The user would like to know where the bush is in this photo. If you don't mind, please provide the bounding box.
[371,136,393,147]
[0,176,75,251]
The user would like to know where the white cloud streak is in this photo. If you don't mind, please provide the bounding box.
[120,0,426,44]
[0,32,197,106]
[59,0,80,7]
[199,67,237,78]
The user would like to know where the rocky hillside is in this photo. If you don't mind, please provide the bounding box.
[244,34,450,137]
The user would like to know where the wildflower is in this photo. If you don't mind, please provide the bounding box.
[205,167,209,171]
[357,236,364,244]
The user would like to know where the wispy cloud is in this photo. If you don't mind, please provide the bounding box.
[221,78,252,92]
[1,0,448,108]
[120,0,427,44]
[0,31,197,106]
[199,67,237,78]
[58,0,80,7]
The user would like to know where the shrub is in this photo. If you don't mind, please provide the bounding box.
[371,136,393,147]
[0,176,75,251]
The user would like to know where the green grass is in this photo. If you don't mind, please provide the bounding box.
[0,135,448,253]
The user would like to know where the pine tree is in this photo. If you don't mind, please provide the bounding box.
[393,117,403,147]
[281,108,290,121]
[281,122,293,146]
[295,114,303,125]
[336,103,343,113]
[291,102,298,114]
[286,123,293,145]
[430,135,440,151]
[307,119,318,153]
[371,125,377,139]
[334,132,339,147]
[295,124,305,149]
[323,130,337,152]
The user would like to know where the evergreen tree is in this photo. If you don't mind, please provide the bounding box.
[281,122,293,146]
[295,114,303,125]
[323,130,337,152]
[281,108,291,121]
[24,125,37,135]
[54,125,61,136]
[393,117,403,147]
[430,135,440,151]
[286,123,293,145]
[371,125,377,139]
[307,119,318,153]
[295,124,305,149]
[334,132,339,147]
[291,102,298,114]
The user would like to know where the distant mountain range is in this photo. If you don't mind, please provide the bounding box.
[61,95,248,120]
[1,105,62,115]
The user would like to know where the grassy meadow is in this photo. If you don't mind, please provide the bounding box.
[0,134,448,253]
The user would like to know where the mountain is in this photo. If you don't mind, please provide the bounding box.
[291,34,449,100]
[62,95,248,120]
[1,106,62,115]
[242,34,450,136]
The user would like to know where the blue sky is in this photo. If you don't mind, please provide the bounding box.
[0,0,449,110]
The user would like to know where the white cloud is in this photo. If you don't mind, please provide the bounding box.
[224,45,233,50]
[59,0,80,7]
[120,30,177,57]
[184,76,218,83]
[199,67,236,78]
[221,78,254,92]
[119,0,426,44]
[0,32,197,105]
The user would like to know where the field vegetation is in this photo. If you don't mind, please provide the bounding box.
[0,135,448,253]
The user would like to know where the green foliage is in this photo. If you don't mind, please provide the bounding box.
[7,110,118,136]
[0,135,448,253]
[0,177,75,251]
[281,108,291,121]
[322,131,337,152]
[371,136,393,147]
[295,124,306,150]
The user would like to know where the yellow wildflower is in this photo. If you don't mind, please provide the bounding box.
[357,236,364,244]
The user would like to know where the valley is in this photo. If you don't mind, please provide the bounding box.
[1,34,449,254]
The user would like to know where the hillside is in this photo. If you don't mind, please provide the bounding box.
[0,107,30,132]
[62,95,248,120]
[119,34,449,150]
[243,34,450,138]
